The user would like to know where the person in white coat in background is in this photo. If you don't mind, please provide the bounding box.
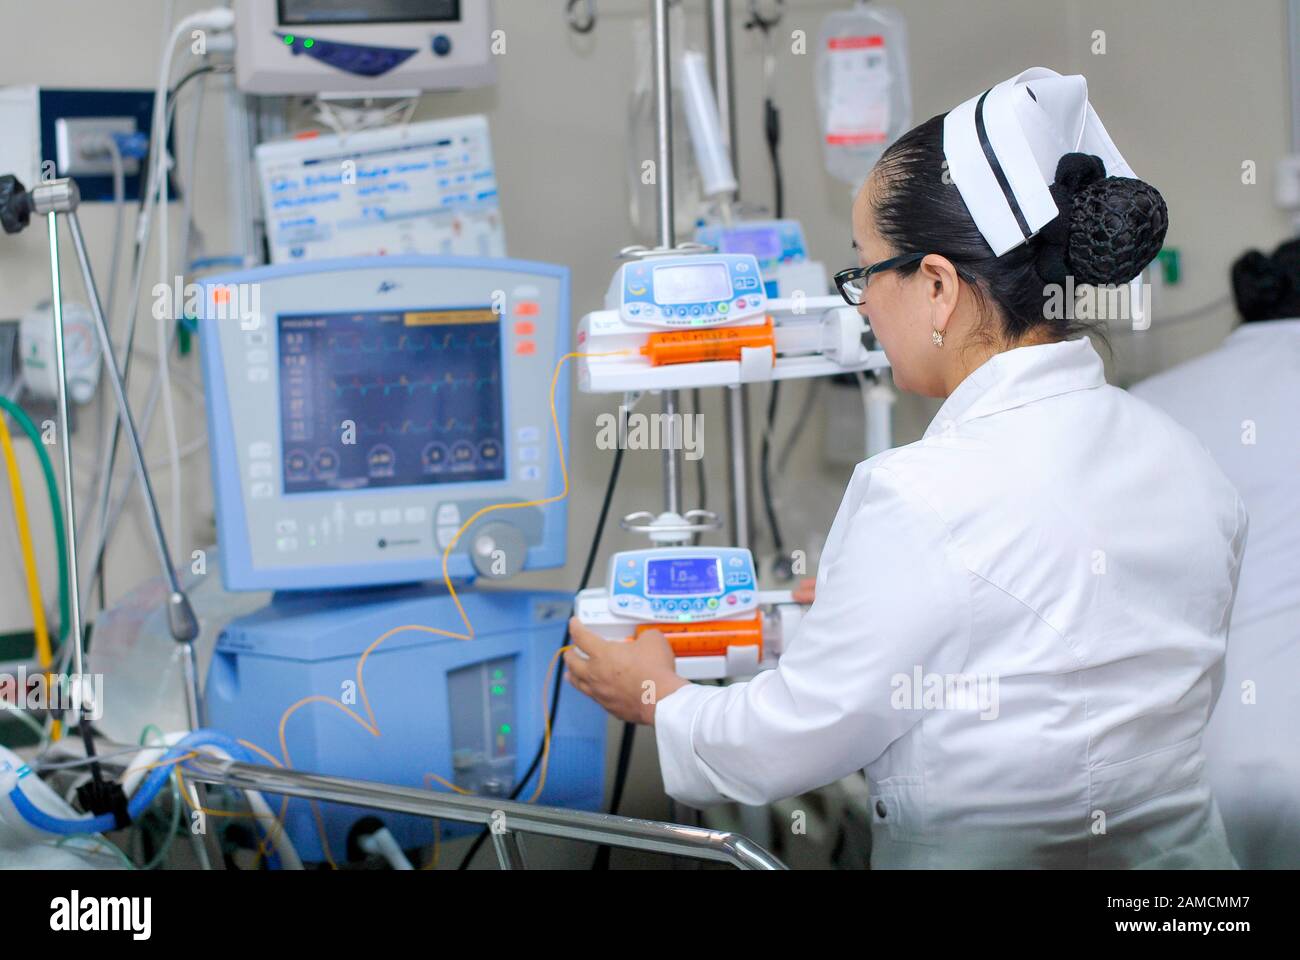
[1130,241,1300,869]
[565,68,1248,869]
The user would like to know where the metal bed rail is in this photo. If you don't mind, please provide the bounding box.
[183,754,787,870]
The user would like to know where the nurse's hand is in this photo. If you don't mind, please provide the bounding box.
[564,618,688,726]
[793,578,816,604]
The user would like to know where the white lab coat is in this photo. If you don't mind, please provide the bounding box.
[656,337,1247,868]
[1131,319,1300,870]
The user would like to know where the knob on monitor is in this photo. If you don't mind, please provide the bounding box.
[470,521,528,580]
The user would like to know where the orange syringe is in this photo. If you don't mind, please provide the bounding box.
[635,613,763,659]
[639,318,775,367]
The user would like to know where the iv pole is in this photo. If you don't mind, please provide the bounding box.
[706,0,754,551]
[0,175,203,730]
[651,0,686,519]
[616,0,721,543]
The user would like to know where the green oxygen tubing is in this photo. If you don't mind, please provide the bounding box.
[0,395,71,646]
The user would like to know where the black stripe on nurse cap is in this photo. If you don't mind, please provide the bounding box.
[973,88,1033,243]
[942,68,1138,257]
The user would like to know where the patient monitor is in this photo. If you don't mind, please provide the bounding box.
[233,0,496,95]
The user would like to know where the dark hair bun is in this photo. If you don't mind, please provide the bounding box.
[1232,248,1290,322]
[1034,153,1168,287]
[1066,171,1168,286]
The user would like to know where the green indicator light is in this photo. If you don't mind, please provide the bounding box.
[283,35,294,44]
[492,669,504,680]
[500,723,511,735]
[303,38,315,48]
[491,684,506,696]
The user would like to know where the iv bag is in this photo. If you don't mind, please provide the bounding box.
[627,11,702,245]
[815,3,912,188]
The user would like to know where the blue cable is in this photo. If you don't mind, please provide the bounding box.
[7,730,283,868]
[109,131,151,161]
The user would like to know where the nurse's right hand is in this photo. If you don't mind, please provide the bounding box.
[793,578,816,604]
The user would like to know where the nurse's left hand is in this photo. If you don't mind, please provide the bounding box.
[564,618,688,726]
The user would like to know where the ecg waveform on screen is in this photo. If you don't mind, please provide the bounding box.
[328,369,500,400]
[350,416,503,437]
[323,330,500,354]
[278,311,507,493]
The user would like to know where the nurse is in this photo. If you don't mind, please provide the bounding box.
[565,68,1248,868]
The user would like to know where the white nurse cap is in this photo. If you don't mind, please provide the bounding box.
[942,67,1136,257]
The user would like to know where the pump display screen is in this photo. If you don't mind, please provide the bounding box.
[277,307,505,494]
[720,228,782,262]
[645,557,722,596]
[652,264,732,305]
[278,0,461,26]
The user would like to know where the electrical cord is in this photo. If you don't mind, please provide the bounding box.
[175,66,213,277]
[761,380,790,578]
[456,443,626,870]
[765,97,784,222]
[102,136,126,326]
[86,314,184,613]
[756,19,790,579]
[591,720,636,869]
[130,64,230,219]
[692,387,707,513]
[776,379,821,475]
[87,66,224,611]
[152,21,193,575]
[91,135,126,607]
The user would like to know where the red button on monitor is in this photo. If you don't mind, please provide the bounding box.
[515,341,536,355]
[514,320,535,336]
[515,301,540,316]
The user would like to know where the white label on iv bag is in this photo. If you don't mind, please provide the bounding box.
[824,36,891,146]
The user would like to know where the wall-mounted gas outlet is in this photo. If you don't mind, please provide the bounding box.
[0,87,171,202]
[55,116,142,177]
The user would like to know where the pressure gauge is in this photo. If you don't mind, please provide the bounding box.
[19,300,102,405]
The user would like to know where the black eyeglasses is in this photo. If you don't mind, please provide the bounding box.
[834,253,927,306]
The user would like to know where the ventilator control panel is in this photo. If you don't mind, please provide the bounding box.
[199,255,570,591]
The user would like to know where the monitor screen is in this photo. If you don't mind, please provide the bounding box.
[721,227,782,262]
[652,264,732,305]
[645,557,722,597]
[277,307,505,494]
[278,0,461,26]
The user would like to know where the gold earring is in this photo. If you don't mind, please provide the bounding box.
[932,329,944,347]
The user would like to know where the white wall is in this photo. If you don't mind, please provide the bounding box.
[0,0,1292,827]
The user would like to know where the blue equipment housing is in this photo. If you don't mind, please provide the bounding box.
[195,256,607,863]
[205,585,605,861]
